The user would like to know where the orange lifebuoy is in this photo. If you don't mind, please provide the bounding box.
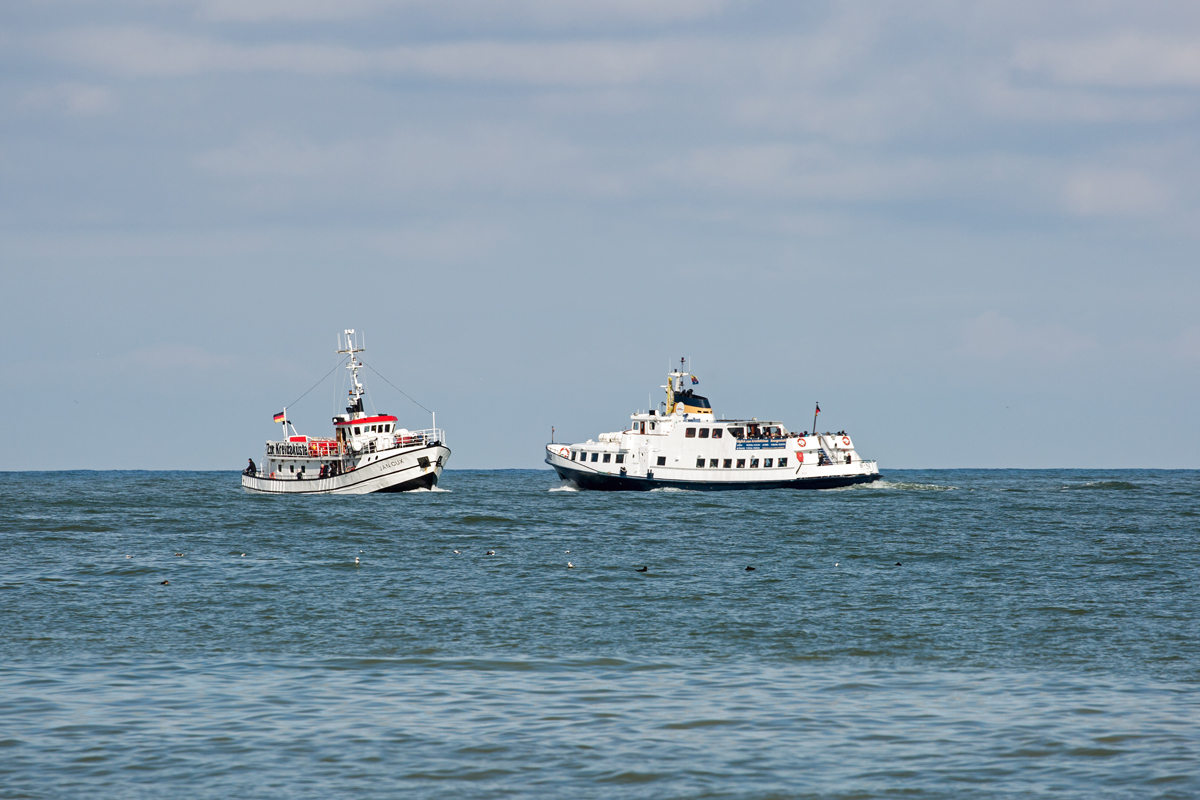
[796,437,806,447]
[842,436,851,446]
[557,446,570,458]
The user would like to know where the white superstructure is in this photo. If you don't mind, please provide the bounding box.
[241,330,449,494]
[545,359,880,491]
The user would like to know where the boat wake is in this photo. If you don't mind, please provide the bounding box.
[827,480,956,492]
[549,482,579,492]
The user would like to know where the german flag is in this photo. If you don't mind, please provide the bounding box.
[273,411,286,423]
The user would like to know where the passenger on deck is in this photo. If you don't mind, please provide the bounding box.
[245,459,256,476]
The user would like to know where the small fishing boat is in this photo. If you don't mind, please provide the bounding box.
[241,330,449,494]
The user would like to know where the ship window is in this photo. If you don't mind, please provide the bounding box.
[722,459,732,468]
[615,454,624,464]
[779,458,788,467]
[764,458,773,468]
[728,427,744,439]
[649,422,655,431]
[750,458,759,468]
[591,453,599,462]
[709,459,718,468]
[657,456,666,466]
[696,457,705,467]
[698,428,709,438]
[685,428,696,438]
[571,451,577,461]
[711,429,723,439]
[289,464,295,473]
[736,459,745,468]
[603,453,611,463]
[354,427,361,435]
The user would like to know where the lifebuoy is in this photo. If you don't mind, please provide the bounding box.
[557,446,570,457]
[796,437,806,447]
[842,436,851,446]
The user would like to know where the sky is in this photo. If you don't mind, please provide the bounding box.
[1,0,1198,470]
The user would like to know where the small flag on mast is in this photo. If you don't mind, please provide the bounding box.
[691,375,699,385]
[273,411,286,423]
[815,403,821,415]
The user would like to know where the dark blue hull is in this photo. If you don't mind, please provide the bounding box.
[550,463,882,491]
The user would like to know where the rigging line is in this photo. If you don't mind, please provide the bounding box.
[362,362,433,415]
[285,356,348,410]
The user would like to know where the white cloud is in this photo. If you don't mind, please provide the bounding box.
[962,311,1095,360]
[1015,35,1200,88]
[194,0,733,25]
[48,26,705,85]
[21,83,117,116]
[1062,168,1170,217]
[1176,325,1200,359]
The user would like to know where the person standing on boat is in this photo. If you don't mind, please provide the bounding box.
[245,459,256,476]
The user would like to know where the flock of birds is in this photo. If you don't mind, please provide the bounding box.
[131,548,904,585]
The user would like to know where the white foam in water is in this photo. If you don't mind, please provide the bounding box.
[549,483,579,492]
[409,486,450,493]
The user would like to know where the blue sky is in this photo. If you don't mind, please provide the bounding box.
[2,0,1198,470]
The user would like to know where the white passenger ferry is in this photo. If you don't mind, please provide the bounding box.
[545,360,880,491]
[241,330,449,494]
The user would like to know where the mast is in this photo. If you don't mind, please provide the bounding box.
[338,329,366,416]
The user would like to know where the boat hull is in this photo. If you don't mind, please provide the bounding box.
[242,444,449,495]
[548,458,880,491]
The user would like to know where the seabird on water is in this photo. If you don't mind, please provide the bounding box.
[567,562,574,569]
[160,580,169,585]
[355,557,360,565]
[636,566,648,573]
[487,550,496,556]
[453,550,461,554]
[745,566,755,571]
[895,562,902,566]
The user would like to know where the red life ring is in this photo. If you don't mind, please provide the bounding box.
[557,446,570,458]
[842,436,851,446]
[796,437,806,447]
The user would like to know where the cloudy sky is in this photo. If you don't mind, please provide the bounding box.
[2,0,1198,470]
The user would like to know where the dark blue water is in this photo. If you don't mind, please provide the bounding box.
[1,469,1197,799]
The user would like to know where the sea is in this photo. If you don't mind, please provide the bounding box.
[1,469,1197,799]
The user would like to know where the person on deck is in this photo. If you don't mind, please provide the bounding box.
[245,459,256,476]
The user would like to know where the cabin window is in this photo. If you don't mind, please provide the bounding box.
[685,428,696,438]
[736,459,745,468]
[750,458,759,468]
[591,453,599,462]
[709,459,719,468]
[571,451,577,461]
[699,429,709,438]
[728,427,744,439]
[764,458,773,468]
[354,427,361,435]
[615,454,624,464]
[778,458,788,467]
[603,454,611,463]
[657,456,666,466]
[711,429,723,439]
[696,457,705,467]
[723,459,732,468]
[289,464,295,473]
[649,422,656,431]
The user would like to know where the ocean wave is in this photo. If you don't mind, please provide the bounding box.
[1061,481,1139,491]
